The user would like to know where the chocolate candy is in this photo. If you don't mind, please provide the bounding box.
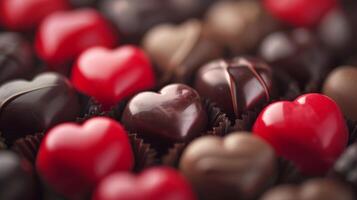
[333,143,357,188]
[0,151,36,200]
[205,0,278,55]
[323,66,357,121]
[0,32,35,84]
[0,72,81,142]
[259,29,331,90]
[194,57,272,119]
[143,19,223,84]
[100,0,215,42]
[260,179,355,200]
[121,84,207,149]
[179,133,277,200]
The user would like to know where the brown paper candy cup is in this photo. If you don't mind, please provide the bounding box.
[128,133,157,172]
[346,118,357,145]
[11,133,44,165]
[276,158,307,185]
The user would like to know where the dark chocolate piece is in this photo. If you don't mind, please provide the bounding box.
[194,57,272,119]
[100,0,215,42]
[0,151,36,200]
[333,143,357,189]
[205,0,278,55]
[179,133,277,200]
[0,72,81,143]
[259,29,331,91]
[121,84,207,150]
[143,19,223,84]
[260,179,355,200]
[0,32,35,84]
[322,66,357,121]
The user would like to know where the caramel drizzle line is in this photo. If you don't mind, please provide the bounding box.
[236,58,270,101]
[0,84,61,112]
[220,60,239,117]
[163,21,202,82]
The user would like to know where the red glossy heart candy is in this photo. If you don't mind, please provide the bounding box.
[264,0,338,27]
[35,9,117,66]
[0,0,69,31]
[92,167,197,200]
[253,93,348,175]
[71,45,156,108]
[36,117,134,198]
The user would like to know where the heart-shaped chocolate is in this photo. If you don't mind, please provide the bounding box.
[260,179,355,200]
[0,72,80,142]
[179,133,277,200]
[121,84,207,149]
[143,20,222,84]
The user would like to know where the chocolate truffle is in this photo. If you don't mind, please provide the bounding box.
[0,32,35,84]
[260,179,355,200]
[100,0,215,42]
[322,66,357,121]
[333,143,357,188]
[179,133,277,200]
[194,57,272,119]
[259,29,331,90]
[205,0,278,55]
[0,72,81,143]
[143,19,223,84]
[121,84,207,149]
[0,151,36,200]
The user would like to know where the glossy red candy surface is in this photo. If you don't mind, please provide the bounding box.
[71,45,156,108]
[93,167,197,200]
[0,0,69,31]
[35,9,117,66]
[36,117,134,198]
[253,93,348,175]
[264,0,338,27]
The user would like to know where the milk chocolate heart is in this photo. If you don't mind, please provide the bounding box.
[121,84,207,149]
[179,133,277,200]
[0,72,80,142]
[143,20,222,84]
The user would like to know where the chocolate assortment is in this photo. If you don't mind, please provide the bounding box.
[1,0,357,200]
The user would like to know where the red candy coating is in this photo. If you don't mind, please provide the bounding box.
[253,93,348,175]
[71,45,156,108]
[92,167,197,200]
[264,0,338,27]
[35,9,117,66]
[36,117,134,198]
[0,0,69,31]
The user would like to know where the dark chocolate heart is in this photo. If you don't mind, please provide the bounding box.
[121,84,207,149]
[0,72,81,143]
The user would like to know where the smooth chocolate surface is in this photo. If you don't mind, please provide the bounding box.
[259,29,331,90]
[0,32,35,84]
[0,72,81,142]
[179,133,277,200]
[333,143,357,189]
[194,57,272,119]
[143,19,223,84]
[323,66,357,121]
[121,84,207,149]
[100,0,215,42]
[260,179,355,200]
[0,151,36,200]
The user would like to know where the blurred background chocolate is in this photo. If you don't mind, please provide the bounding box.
[259,29,332,91]
[180,133,277,200]
[194,57,272,120]
[260,178,355,200]
[121,84,207,151]
[322,66,357,121]
[70,0,98,7]
[0,151,36,200]
[0,73,81,143]
[143,20,223,84]
[333,143,357,189]
[100,0,216,43]
[205,0,279,55]
[0,32,35,85]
